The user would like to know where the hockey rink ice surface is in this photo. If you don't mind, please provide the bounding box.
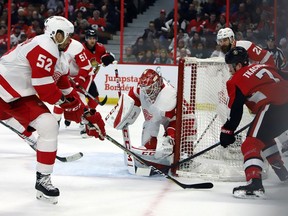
[0,104,288,216]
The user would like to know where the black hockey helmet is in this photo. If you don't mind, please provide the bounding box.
[225,46,249,66]
[85,29,98,40]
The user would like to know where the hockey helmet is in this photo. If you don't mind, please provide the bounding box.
[217,27,235,44]
[138,69,163,102]
[44,16,74,44]
[85,29,98,41]
[225,46,249,66]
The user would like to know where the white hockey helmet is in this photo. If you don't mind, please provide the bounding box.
[217,27,235,44]
[44,16,74,45]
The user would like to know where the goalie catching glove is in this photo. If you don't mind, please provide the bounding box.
[83,109,106,140]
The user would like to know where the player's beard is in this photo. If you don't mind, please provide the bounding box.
[220,43,232,54]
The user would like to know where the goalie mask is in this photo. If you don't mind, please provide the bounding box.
[138,69,163,103]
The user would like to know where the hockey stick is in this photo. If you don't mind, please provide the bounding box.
[69,77,108,106]
[169,122,251,169]
[193,114,218,148]
[103,131,213,189]
[113,63,136,174]
[0,120,83,162]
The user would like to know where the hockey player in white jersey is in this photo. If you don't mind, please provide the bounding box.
[52,37,94,128]
[0,16,105,204]
[106,69,178,174]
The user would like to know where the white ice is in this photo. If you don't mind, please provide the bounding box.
[0,104,287,216]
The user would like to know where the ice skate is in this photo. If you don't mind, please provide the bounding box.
[233,178,265,199]
[35,172,60,204]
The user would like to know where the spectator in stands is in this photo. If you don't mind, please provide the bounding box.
[136,50,145,63]
[132,37,146,56]
[183,3,197,22]
[154,48,173,64]
[10,25,25,47]
[189,31,206,50]
[279,37,288,60]
[142,21,157,50]
[202,13,219,35]
[177,47,190,63]
[123,46,137,63]
[245,28,257,43]
[168,28,189,52]
[231,3,250,28]
[0,24,7,55]
[235,31,244,41]
[190,42,209,59]
[210,43,224,57]
[73,18,90,42]
[140,49,155,64]
[254,11,273,45]
[186,12,205,35]
[170,38,191,61]
[88,9,112,44]
[154,9,167,40]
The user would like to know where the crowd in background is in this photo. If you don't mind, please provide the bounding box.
[125,0,288,64]
[0,0,287,65]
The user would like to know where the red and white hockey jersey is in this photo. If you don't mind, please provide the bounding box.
[62,38,93,78]
[128,79,177,144]
[235,40,275,66]
[0,34,63,104]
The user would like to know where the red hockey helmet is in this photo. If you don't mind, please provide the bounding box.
[138,69,163,102]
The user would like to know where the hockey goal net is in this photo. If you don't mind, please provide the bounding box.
[173,57,259,182]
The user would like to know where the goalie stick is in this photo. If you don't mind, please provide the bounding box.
[85,115,212,189]
[0,120,83,163]
[114,63,136,174]
[69,77,108,106]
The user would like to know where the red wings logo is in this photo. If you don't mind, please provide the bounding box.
[143,109,152,120]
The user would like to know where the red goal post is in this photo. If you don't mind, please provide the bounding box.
[173,57,268,181]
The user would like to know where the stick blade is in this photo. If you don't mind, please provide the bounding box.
[183,182,214,189]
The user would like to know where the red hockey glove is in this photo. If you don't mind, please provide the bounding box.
[101,53,115,66]
[220,127,235,148]
[60,97,85,123]
[84,110,106,140]
[72,75,86,88]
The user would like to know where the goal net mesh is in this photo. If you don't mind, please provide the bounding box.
[174,57,268,181]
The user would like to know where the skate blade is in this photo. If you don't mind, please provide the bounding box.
[36,191,58,205]
[233,190,266,199]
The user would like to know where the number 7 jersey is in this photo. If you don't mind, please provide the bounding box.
[0,34,63,104]
[227,64,288,114]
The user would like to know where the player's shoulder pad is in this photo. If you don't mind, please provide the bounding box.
[236,40,253,50]
[35,34,59,58]
[154,81,177,112]
[66,39,85,54]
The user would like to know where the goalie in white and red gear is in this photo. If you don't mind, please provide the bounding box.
[106,69,196,171]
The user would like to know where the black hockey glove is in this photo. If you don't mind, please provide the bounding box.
[220,127,235,148]
[101,53,115,66]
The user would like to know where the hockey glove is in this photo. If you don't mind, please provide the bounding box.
[101,53,115,66]
[84,110,106,140]
[72,75,86,88]
[220,127,235,148]
[60,96,85,123]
